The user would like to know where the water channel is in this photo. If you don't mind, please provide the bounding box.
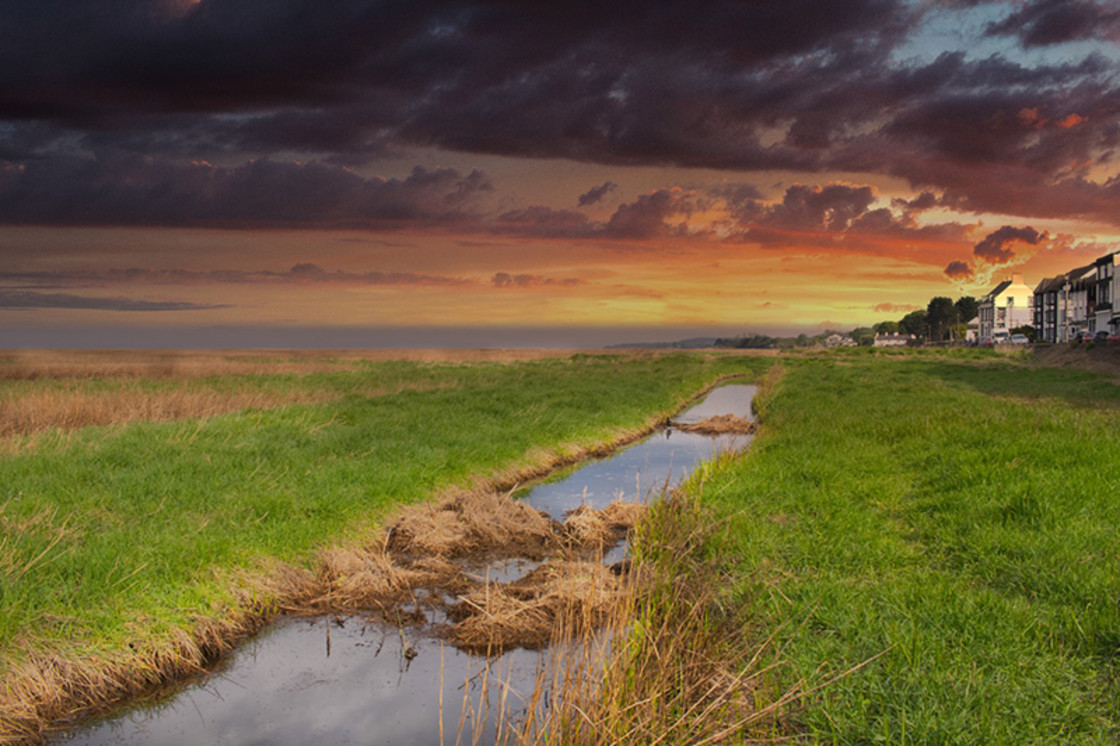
[56,384,757,746]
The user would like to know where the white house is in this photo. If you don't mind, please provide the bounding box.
[824,333,856,347]
[873,333,912,347]
[978,273,1033,343]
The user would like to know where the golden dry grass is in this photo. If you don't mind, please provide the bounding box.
[0,380,456,443]
[386,489,560,561]
[511,490,796,746]
[559,502,645,553]
[0,348,700,444]
[446,561,624,652]
[0,348,609,381]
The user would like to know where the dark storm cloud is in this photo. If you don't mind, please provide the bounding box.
[985,0,1120,47]
[492,179,971,257]
[0,264,469,287]
[604,188,694,239]
[0,288,225,311]
[0,0,914,172]
[496,206,595,238]
[0,156,492,227]
[0,0,1117,227]
[761,184,876,232]
[493,188,698,241]
[892,191,940,212]
[943,260,973,279]
[872,302,921,313]
[729,182,968,248]
[972,225,1047,264]
[490,272,581,288]
[577,181,617,207]
[831,50,1120,225]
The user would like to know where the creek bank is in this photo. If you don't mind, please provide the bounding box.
[36,382,756,746]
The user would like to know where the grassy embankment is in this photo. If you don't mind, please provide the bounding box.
[0,350,769,737]
[673,350,1120,742]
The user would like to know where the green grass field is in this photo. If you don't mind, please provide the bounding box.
[698,352,1120,743]
[0,353,763,669]
[6,347,1119,743]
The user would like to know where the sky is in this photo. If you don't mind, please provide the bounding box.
[1,0,1119,347]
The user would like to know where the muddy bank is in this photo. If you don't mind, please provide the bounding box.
[3,376,751,745]
[1031,342,1120,380]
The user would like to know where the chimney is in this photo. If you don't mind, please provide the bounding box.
[1012,272,1023,285]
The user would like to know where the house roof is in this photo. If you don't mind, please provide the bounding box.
[1069,264,1097,288]
[1034,265,1098,295]
[984,280,1011,301]
[1034,276,1063,294]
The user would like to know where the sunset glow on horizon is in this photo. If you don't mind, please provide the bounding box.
[2,1,1119,346]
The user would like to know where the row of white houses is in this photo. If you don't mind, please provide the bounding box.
[1032,251,1120,343]
[971,250,1120,344]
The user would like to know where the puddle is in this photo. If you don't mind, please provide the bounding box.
[456,557,543,585]
[54,384,756,745]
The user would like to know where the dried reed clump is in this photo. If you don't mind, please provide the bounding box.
[561,502,646,553]
[386,490,560,561]
[515,490,796,745]
[445,561,624,653]
[673,413,755,435]
[303,546,434,613]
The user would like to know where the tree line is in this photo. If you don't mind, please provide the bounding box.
[715,296,982,349]
[885,295,979,343]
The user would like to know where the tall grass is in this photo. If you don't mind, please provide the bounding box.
[0,348,598,381]
[0,349,649,441]
[0,377,462,442]
[700,355,1120,742]
[501,465,797,745]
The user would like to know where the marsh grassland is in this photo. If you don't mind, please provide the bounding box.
[0,349,764,742]
[695,350,1120,743]
[3,347,1119,744]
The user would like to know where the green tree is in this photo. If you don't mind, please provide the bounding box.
[874,320,899,335]
[927,296,959,342]
[849,327,876,346]
[1011,324,1036,342]
[955,296,979,323]
[899,310,928,339]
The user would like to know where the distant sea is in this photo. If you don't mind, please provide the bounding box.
[0,325,763,349]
